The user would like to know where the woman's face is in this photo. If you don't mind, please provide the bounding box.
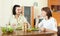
[16,7,22,15]
[41,11,47,17]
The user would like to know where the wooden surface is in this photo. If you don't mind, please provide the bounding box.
[52,12,60,25]
[31,6,34,27]
[48,0,60,8]
[0,30,55,36]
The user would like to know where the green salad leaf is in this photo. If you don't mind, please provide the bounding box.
[31,27,39,31]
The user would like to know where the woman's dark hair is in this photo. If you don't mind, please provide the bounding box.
[12,5,20,15]
[41,7,52,19]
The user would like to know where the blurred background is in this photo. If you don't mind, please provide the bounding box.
[0,0,48,27]
[0,0,60,27]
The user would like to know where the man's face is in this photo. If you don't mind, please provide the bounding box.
[16,7,22,15]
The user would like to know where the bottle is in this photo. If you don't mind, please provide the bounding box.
[22,22,28,32]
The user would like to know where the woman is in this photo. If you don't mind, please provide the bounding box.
[9,5,30,29]
[38,7,58,36]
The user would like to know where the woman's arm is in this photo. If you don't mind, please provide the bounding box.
[38,21,45,32]
[39,27,57,33]
[45,28,58,36]
[45,28,57,33]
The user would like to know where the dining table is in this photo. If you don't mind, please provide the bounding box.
[0,29,55,36]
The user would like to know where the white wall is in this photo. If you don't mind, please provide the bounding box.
[34,0,48,18]
[0,0,48,27]
[0,0,2,27]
